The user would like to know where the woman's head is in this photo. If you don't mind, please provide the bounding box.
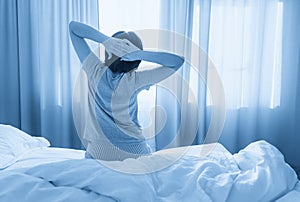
[105,31,143,73]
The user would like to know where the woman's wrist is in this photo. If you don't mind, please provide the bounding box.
[101,35,110,44]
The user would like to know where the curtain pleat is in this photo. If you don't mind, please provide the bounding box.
[0,0,21,127]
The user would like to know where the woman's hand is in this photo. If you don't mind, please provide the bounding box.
[103,38,140,59]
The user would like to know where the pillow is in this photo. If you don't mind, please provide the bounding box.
[0,124,50,169]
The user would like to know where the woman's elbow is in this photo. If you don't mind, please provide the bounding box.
[179,56,184,66]
[69,21,81,33]
[69,21,75,34]
[69,21,77,30]
[175,56,184,69]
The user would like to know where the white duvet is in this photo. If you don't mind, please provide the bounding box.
[0,140,298,201]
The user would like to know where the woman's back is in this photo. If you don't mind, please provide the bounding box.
[82,53,150,160]
[95,67,145,143]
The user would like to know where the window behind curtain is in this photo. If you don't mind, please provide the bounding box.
[191,0,284,109]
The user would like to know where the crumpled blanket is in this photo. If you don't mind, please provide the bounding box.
[0,141,297,202]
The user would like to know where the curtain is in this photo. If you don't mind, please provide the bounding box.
[158,0,300,172]
[0,0,99,148]
[155,0,197,150]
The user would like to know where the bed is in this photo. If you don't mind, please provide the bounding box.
[0,124,299,201]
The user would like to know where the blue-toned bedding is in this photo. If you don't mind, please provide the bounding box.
[0,125,299,201]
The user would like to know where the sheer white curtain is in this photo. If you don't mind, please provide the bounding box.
[206,0,300,161]
[155,0,199,150]
[204,0,287,151]
[0,0,99,148]
[158,0,300,172]
[208,0,283,109]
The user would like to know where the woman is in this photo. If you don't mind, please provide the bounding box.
[69,21,184,161]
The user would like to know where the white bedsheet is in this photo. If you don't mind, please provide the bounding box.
[1,140,299,201]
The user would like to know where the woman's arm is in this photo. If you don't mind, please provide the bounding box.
[122,50,185,88]
[121,50,184,71]
[69,21,140,64]
[69,21,109,63]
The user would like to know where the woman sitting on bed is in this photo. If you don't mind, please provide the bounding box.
[69,21,184,161]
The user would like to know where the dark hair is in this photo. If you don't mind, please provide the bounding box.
[105,31,143,73]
